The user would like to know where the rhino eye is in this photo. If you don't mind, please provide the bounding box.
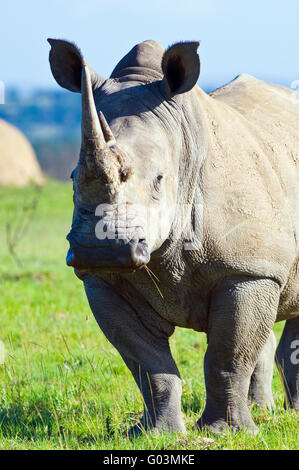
[153,174,164,197]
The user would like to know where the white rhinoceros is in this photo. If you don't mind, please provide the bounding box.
[48,38,299,434]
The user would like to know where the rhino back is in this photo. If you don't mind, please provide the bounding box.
[194,77,299,309]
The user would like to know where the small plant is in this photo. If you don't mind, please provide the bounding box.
[5,185,41,267]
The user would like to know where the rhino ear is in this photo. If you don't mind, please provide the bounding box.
[161,41,200,97]
[47,39,104,92]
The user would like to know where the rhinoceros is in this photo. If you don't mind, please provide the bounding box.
[48,38,299,434]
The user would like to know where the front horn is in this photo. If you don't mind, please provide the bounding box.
[81,65,107,154]
[80,66,121,186]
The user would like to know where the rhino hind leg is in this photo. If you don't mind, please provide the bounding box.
[248,330,276,408]
[275,317,299,410]
[197,277,279,434]
[83,277,186,436]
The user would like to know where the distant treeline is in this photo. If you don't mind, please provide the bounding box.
[0,89,81,180]
[0,85,222,181]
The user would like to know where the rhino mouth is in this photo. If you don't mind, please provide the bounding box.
[66,236,150,273]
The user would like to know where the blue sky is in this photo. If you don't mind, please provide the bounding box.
[1,0,298,91]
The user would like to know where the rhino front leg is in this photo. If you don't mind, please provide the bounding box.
[122,357,185,436]
[276,317,299,410]
[197,277,279,434]
[83,276,186,435]
[248,330,276,408]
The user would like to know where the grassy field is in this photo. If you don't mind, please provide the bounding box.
[0,180,297,450]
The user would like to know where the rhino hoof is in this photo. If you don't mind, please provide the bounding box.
[126,418,187,439]
[195,417,259,435]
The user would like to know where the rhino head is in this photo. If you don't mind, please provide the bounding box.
[48,39,200,273]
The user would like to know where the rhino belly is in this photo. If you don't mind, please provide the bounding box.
[277,255,299,321]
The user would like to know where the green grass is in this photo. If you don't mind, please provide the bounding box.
[0,180,297,450]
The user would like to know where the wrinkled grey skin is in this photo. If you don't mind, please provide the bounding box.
[248,330,276,408]
[48,38,299,435]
